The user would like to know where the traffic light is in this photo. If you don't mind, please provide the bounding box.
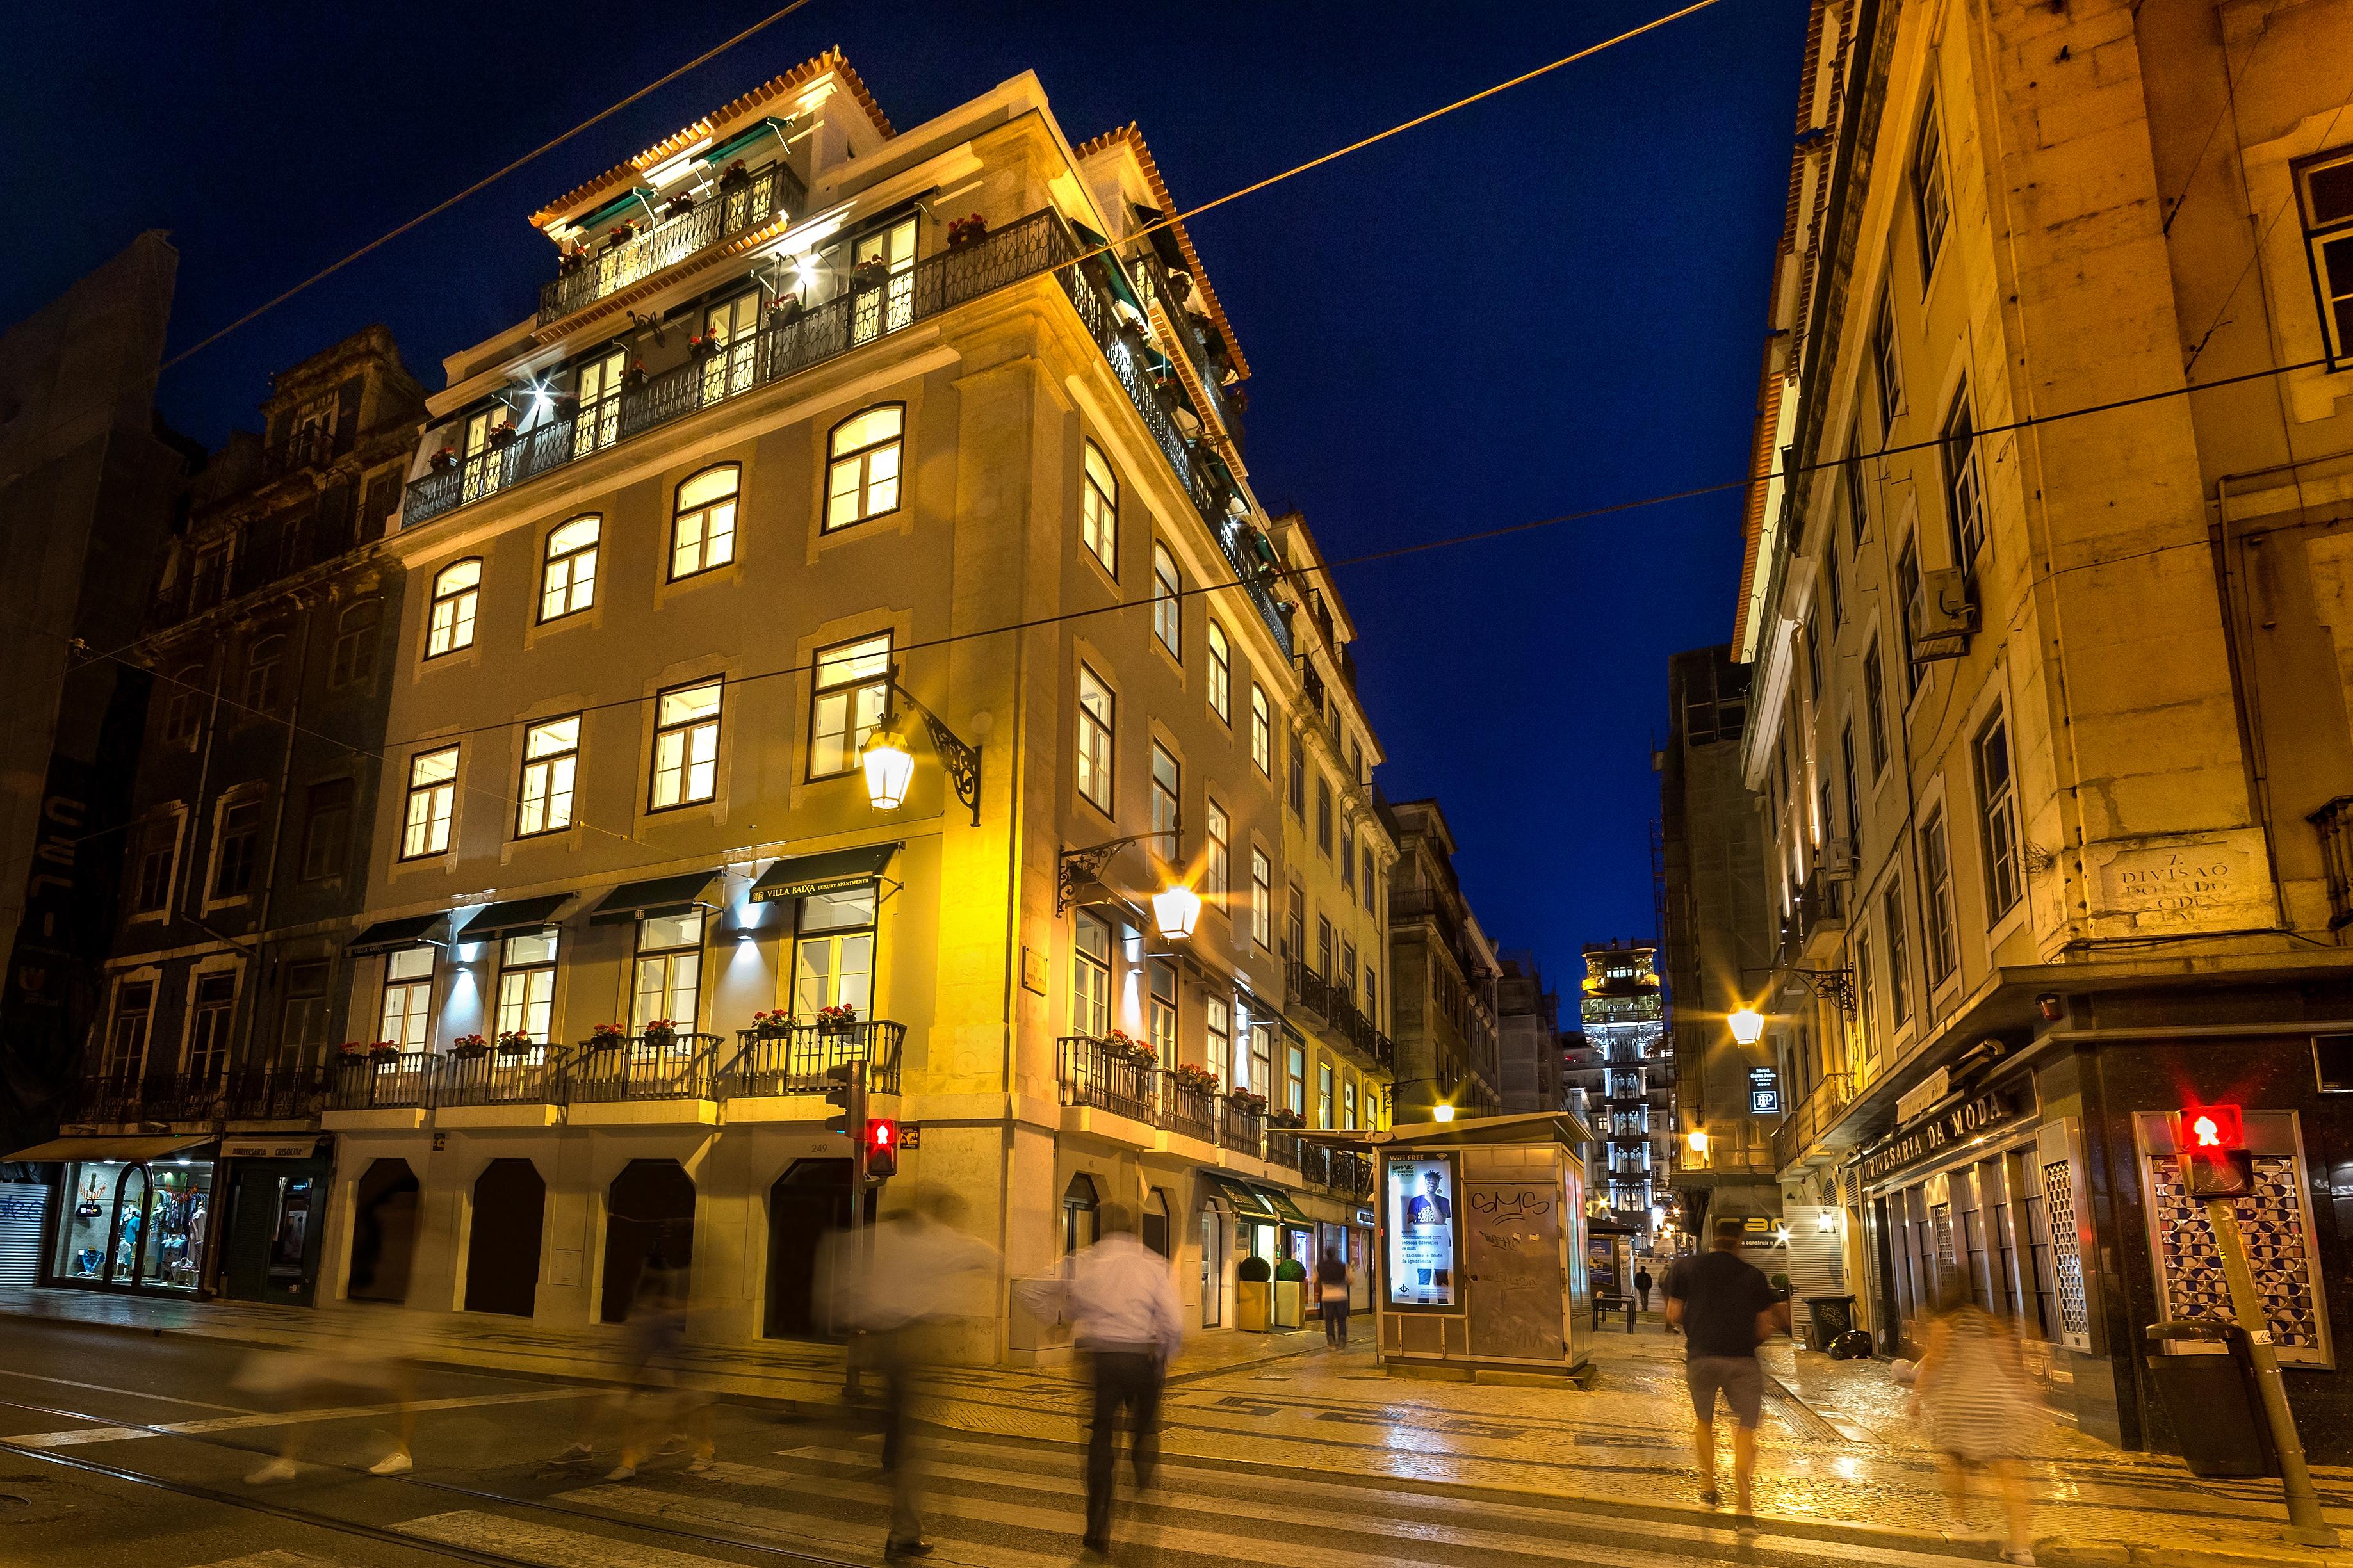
[823,1061,867,1141]
[2176,1104,2254,1198]
[866,1117,899,1181]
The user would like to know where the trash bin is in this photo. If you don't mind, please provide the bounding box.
[1803,1294,1856,1351]
[2144,1320,2277,1478]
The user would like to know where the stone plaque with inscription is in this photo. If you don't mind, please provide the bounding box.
[2087,831,2270,934]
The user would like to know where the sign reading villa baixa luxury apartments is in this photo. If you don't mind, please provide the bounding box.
[1857,1083,2034,1186]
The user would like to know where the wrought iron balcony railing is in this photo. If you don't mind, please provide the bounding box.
[1218,1095,1266,1157]
[537,163,806,326]
[439,1047,569,1108]
[1262,1126,1305,1170]
[1160,1079,1217,1144]
[221,1064,328,1120]
[1057,1034,1159,1124]
[1770,1069,1854,1174]
[721,1020,907,1098]
[568,1033,720,1104]
[328,1051,439,1111]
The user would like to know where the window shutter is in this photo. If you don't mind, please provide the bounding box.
[333,376,363,454]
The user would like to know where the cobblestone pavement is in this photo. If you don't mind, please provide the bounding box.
[7,1286,2349,1562]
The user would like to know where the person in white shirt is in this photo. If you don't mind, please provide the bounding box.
[1063,1206,1183,1556]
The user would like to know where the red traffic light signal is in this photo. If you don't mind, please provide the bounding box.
[2176,1104,2253,1197]
[2183,1103,2245,1152]
[867,1117,898,1181]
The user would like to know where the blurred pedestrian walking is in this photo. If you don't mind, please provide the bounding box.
[1664,1216,1785,1516]
[580,1239,712,1482]
[1317,1249,1352,1349]
[1914,1287,2038,1565]
[1634,1265,1654,1313]
[849,1184,1000,1561]
[236,1325,419,1483]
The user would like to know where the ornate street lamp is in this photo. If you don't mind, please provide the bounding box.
[1728,1006,1766,1047]
[1055,827,1196,941]
[859,667,982,825]
[1149,881,1201,942]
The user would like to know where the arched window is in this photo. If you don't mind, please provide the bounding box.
[1080,441,1118,572]
[825,405,903,531]
[671,467,738,580]
[425,560,480,659]
[242,634,286,712]
[1063,1172,1100,1256]
[330,599,380,689]
[540,515,599,621]
[1152,543,1181,657]
[164,665,206,744]
[1206,620,1230,723]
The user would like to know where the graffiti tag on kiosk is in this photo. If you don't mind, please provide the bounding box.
[1469,1189,1553,1218]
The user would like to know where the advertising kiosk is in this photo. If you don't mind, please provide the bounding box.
[1332,1112,1596,1379]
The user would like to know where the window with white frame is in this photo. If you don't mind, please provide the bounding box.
[2297,149,2353,368]
[810,633,892,779]
[1073,910,1111,1039]
[1871,287,1903,424]
[1250,1020,1273,1099]
[495,930,558,1042]
[516,716,580,837]
[1853,928,1878,1063]
[1897,540,1923,695]
[1315,775,1333,857]
[425,560,480,659]
[671,465,738,579]
[1077,664,1114,812]
[1975,708,2021,919]
[1361,845,1377,912]
[650,679,722,810]
[1205,800,1230,901]
[1250,850,1272,947]
[1884,878,1912,1026]
[1317,1061,1334,1128]
[1922,810,1958,985]
[540,515,599,620]
[1148,958,1177,1067]
[379,946,435,1052]
[1080,441,1118,573]
[330,600,379,690]
[401,747,458,859]
[131,812,180,914]
[1340,814,1356,889]
[1942,389,1987,569]
[1288,731,1306,816]
[1251,686,1272,774]
[826,405,904,531]
[1150,743,1180,840]
[1342,1076,1358,1130]
[572,346,627,457]
[208,792,263,903]
[1363,966,1377,1030]
[1840,722,1860,846]
[1206,620,1230,723]
[1152,542,1181,658]
[1913,93,1950,277]
[1862,643,1890,777]
[632,911,703,1035]
[793,884,876,1021]
[104,979,155,1079]
[187,976,235,1079]
[1286,1040,1306,1115]
[1206,997,1230,1086]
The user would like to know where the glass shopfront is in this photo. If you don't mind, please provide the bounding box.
[53,1156,215,1293]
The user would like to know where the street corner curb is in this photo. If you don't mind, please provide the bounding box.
[2038,1539,2350,1568]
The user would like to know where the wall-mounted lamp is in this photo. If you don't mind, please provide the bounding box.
[1728,1007,1766,1047]
[859,666,981,825]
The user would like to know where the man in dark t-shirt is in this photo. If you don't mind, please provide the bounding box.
[1664,1217,1784,1515]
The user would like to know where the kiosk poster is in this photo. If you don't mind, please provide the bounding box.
[1387,1155,1458,1307]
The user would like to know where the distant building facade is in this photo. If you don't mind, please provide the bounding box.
[1385,798,1500,1121]
[1579,941,1668,1236]
[1494,951,1564,1113]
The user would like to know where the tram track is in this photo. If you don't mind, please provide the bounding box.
[0,1390,885,1568]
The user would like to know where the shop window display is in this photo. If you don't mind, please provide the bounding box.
[53,1160,212,1291]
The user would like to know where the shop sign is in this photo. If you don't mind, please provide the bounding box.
[897,1124,920,1149]
[1894,1069,1950,1124]
[1859,1086,2029,1184]
[222,1139,320,1161]
[1748,1066,1780,1114]
[1355,1208,1376,1227]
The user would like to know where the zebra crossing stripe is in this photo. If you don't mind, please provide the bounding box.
[565,1482,1071,1568]
[396,1508,742,1568]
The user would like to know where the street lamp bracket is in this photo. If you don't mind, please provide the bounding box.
[1055,827,1181,916]
[879,668,982,827]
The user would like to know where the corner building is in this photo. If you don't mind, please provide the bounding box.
[323,54,1392,1360]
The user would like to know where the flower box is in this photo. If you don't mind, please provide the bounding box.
[450,1034,489,1060]
[494,1031,534,1058]
[946,213,988,249]
[587,1024,627,1052]
[750,1010,791,1040]
[815,1005,859,1040]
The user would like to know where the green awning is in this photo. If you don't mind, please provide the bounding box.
[455,894,572,944]
[348,913,453,955]
[749,843,899,904]
[574,188,655,232]
[5,1135,213,1164]
[1205,1175,1274,1217]
[588,871,719,925]
[1253,1186,1313,1226]
[704,117,794,168]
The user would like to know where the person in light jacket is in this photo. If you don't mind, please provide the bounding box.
[1064,1204,1184,1558]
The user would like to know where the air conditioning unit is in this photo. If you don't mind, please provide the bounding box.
[1910,569,1977,662]
[1817,837,1856,881]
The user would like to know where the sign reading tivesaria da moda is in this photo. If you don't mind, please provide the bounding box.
[1386,1155,1458,1308]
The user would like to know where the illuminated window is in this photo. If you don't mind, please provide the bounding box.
[1073,911,1111,1039]
[1251,850,1271,948]
[826,405,904,531]
[516,716,580,837]
[379,946,435,1053]
[1251,686,1272,774]
[1081,441,1118,573]
[400,747,458,859]
[1205,800,1230,900]
[541,515,599,620]
[1077,665,1114,812]
[1151,744,1180,839]
[1207,620,1230,723]
[425,560,480,659]
[810,633,892,779]
[1148,958,1177,1067]
[671,465,738,579]
[793,884,876,1022]
[495,930,557,1042]
[649,680,721,810]
[632,912,702,1035]
[1152,543,1181,658]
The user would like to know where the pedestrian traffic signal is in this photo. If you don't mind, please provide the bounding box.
[866,1117,898,1181]
[2176,1103,2254,1197]
[823,1061,867,1140]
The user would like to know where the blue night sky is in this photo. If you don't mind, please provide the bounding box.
[2,1,1802,987]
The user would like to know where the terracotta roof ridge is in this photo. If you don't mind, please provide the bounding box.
[1075,122,1250,384]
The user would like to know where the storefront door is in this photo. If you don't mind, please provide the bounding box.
[1199,1207,1223,1329]
[221,1161,329,1305]
[106,1165,147,1284]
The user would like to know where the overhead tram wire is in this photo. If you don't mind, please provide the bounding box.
[0,341,2336,885]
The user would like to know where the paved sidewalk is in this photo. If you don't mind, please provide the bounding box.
[6,1285,2349,1567]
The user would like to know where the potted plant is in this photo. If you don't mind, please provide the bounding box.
[621,360,647,393]
[946,213,988,249]
[486,422,516,449]
[718,159,751,192]
[851,255,892,292]
[334,1041,371,1068]
[606,223,635,249]
[750,1009,792,1040]
[587,1022,628,1051]
[688,330,719,361]
[662,192,697,221]
[816,1003,859,1040]
[428,447,457,473]
[1169,1062,1219,1096]
[1273,1256,1308,1329]
[642,1018,679,1050]
[450,1033,489,1060]
[767,295,806,330]
[364,1040,399,1063]
[1267,1108,1305,1129]
[1235,1254,1273,1332]
[494,1030,533,1058]
[1229,1088,1267,1115]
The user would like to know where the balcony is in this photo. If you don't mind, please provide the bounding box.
[327,1051,438,1111]
[1059,1035,1159,1124]
[1286,957,1331,1021]
[1160,1079,1218,1145]
[568,1033,719,1104]
[1770,1070,1854,1174]
[537,163,806,327]
[722,1020,907,1099]
[222,1065,328,1122]
[1218,1095,1266,1155]
[1780,872,1847,964]
[2312,795,2353,930]
[439,1048,569,1109]
[1263,1126,1304,1170]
